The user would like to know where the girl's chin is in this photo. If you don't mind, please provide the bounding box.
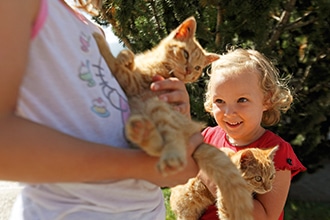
[225,130,244,141]
[224,125,243,134]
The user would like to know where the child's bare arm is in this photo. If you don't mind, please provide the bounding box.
[253,170,291,220]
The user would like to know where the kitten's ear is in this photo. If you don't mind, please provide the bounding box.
[205,53,220,66]
[267,145,279,160]
[174,16,196,41]
[220,147,235,157]
[240,149,254,169]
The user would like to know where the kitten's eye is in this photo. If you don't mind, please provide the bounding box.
[270,173,275,180]
[255,176,262,182]
[195,66,201,71]
[183,50,189,60]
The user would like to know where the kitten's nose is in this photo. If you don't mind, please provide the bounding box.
[185,67,191,75]
[264,183,272,191]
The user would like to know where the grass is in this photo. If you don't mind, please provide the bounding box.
[162,188,330,220]
[284,200,330,220]
[163,188,176,220]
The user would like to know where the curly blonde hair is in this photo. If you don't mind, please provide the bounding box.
[204,48,293,126]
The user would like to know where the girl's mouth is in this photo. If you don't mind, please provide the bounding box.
[226,121,242,128]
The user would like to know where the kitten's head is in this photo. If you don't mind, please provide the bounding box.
[159,17,219,83]
[234,146,278,194]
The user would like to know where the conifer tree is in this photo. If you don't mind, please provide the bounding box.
[95,0,330,175]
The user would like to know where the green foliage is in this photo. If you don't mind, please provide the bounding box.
[96,0,330,173]
[162,188,330,220]
[284,200,330,220]
[162,188,176,220]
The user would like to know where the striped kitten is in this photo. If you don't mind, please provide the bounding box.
[93,17,253,220]
[170,146,278,220]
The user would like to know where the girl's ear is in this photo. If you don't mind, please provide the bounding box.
[263,101,270,111]
[262,93,272,111]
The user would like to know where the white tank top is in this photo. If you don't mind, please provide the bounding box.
[11,0,165,219]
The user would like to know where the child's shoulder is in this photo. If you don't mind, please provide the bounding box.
[202,126,227,148]
[254,130,292,158]
[261,130,306,175]
[202,126,224,136]
[259,130,289,147]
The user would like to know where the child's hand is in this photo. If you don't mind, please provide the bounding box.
[150,75,190,117]
[197,170,218,197]
[157,132,202,187]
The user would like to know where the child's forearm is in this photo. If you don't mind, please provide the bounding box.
[0,115,200,185]
[253,170,291,220]
[0,115,153,183]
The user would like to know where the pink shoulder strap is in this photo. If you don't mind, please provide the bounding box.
[31,0,47,39]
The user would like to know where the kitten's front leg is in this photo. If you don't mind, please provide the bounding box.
[157,137,187,175]
[194,144,254,220]
[92,32,117,74]
[116,49,135,70]
[114,50,144,96]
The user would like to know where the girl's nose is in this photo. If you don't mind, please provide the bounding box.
[223,105,236,116]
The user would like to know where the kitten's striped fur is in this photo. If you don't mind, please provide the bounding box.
[93,17,253,220]
[170,146,278,219]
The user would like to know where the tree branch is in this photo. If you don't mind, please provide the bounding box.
[215,3,222,47]
[284,17,317,31]
[267,0,297,48]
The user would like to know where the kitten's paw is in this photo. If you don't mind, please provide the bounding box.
[126,116,163,156]
[157,147,186,175]
[117,49,135,70]
[126,116,151,144]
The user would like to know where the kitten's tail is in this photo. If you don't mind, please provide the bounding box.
[193,143,254,220]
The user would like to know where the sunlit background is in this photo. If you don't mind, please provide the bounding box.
[66,0,125,56]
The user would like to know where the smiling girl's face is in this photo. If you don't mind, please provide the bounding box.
[210,68,268,146]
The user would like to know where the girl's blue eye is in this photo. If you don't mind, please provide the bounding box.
[238,98,248,103]
[215,99,224,104]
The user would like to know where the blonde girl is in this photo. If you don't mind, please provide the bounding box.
[0,0,202,219]
[199,49,306,220]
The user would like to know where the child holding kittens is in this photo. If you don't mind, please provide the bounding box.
[0,0,202,219]
[198,48,306,220]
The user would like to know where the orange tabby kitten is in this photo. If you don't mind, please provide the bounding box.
[93,17,253,220]
[170,146,278,220]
